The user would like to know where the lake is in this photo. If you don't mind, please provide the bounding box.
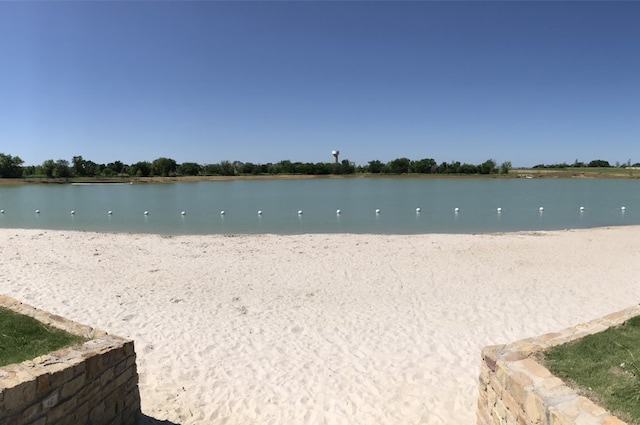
[0,178,638,234]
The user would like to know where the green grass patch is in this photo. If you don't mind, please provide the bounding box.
[0,307,85,367]
[541,315,640,424]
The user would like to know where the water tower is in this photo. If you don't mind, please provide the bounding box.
[332,150,340,164]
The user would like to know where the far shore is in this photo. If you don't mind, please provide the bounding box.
[1,168,639,186]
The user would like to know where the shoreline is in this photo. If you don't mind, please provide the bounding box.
[2,227,640,424]
[1,168,639,186]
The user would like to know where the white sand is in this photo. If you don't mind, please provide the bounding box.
[1,227,639,424]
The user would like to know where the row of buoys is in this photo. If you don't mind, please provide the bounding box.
[0,206,631,216]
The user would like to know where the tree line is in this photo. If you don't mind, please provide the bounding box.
[1,152,634,180]
[0,153,514,178]
[532,159,640,169]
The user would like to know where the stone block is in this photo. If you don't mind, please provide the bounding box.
[61,372,86,399]
[115,366,135,388]
[41,389,59,410]
[35,372,51,397]
[46,396,77,423]
[517,358,552,380]
[525,390,546,425]
[21,401,41,422]
[506,371,533,407]
[100,366,115,388]
[483,345,504,372]
[84,352,102,380]
[49,362,76,388]
[3,375,36,411]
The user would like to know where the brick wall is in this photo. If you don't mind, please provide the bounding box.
[477,305,640,425]
[0,296,140,425]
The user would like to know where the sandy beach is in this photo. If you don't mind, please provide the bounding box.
[1,227,639,424]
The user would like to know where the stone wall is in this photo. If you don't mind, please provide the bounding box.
[477,305,640,425]
[0,295,140,425]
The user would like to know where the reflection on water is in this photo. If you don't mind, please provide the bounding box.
[0,178,639,234]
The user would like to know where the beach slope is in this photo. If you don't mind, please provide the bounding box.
[1,227,639,424]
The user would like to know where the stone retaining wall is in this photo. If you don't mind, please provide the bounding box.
[0,295,140,425]
[477,304,640,425]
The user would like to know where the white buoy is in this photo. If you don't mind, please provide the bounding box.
[336,209,341,215]
[107,210,113,215]
[70,210,75,215]
[181,211,186,216]
[454,207,459,213]
[621,206,626,211]
[220,210,225,215]
[579,206,585,211]
[416,207,421,213]
[375,208,381,214]
[297,210,303,215]
[144,211,149,215]
[258,210,263,215]
[497,207,502,213]
[0,210,4,214]
[539,207,544,212]
[35,209,40,214]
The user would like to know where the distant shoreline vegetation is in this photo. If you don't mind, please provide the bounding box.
[1,153,639,181]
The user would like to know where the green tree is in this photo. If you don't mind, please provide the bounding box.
[386,157,411,174]
[367,160,384,174]
[151,157,177,177]
[588,159,611,168]
[499,161,512,175]
[0,153,24,178]
[218,160,235,176]
[42,159,56,178]
[479,159,497,175]
[410,158,437,174]
[72,156,86,177]
[177,162,201,176]
[54,160,71,178]
[130,161,152,177]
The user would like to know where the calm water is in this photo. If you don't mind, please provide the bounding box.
[0,178,639,235]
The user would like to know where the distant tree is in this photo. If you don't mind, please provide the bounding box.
[367,160,384,174]
[479,159,497,175]
[105,161,125,175]
[386,157,411,174]
[572,159,585,168]
[0,153,24,178]
[202,163,221,175]
[588,159,611,168]
[42,159,56,178]
[218,160,235,176]
[314,162,332,175]
[84,161,100,177]
[72,156,86,177]
[275,160,294,174]
[238,162,260,175]
[177,162,201,176]
[130,161,152,177]
[410,158,437,174]
[499,161,512,175]
[339,159,355,174]
[151,157,177,177]
[54,160,71,178]
[459,163,479,174]
[22,165,36,177]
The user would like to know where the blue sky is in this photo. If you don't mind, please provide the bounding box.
[1,1,638,168]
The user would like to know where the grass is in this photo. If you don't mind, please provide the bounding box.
[541,315,640,424]
[0,307,85,367]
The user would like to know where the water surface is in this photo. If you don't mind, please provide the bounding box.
[0,178,638,234]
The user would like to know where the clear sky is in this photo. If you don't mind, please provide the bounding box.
[1,1,638,168]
